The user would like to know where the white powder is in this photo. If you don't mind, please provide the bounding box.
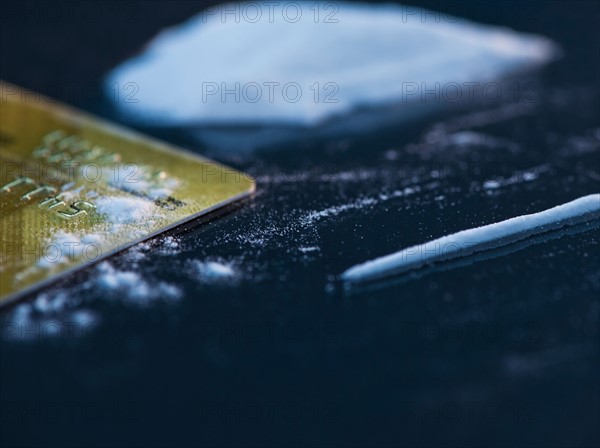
[299,246,320,254]
[481,166,548,193]
[97,263,141,290]
[1,293,99,343]
[106,2,557,129]
[157,235,181,255]
[300,185,424,225]
[94,196,159,224]
[483,180,502,190]
[342,194,600,283]
[188,259,238,283]
[37,232,105,269]
[301,198,378,225]
[4,254,184,342]
[96,262,182,304]
[119,236,181,264]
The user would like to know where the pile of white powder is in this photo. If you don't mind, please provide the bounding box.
[106,1,557,137]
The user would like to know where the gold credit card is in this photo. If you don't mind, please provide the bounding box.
[0,81,255,306]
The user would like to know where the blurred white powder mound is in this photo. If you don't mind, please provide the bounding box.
[96,262,182,304]
[106,1,558,130]
[187,259,238,283]
[2,257,183,341]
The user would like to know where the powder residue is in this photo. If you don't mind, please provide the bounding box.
[95,196,159,224]
[187,259,238,283]
[95,261,182,304]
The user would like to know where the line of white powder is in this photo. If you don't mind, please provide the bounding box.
[342,194,600,283]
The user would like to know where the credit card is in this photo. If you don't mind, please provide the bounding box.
[0,81,255,306]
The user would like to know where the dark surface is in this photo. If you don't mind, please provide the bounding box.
[1,1,599,447]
